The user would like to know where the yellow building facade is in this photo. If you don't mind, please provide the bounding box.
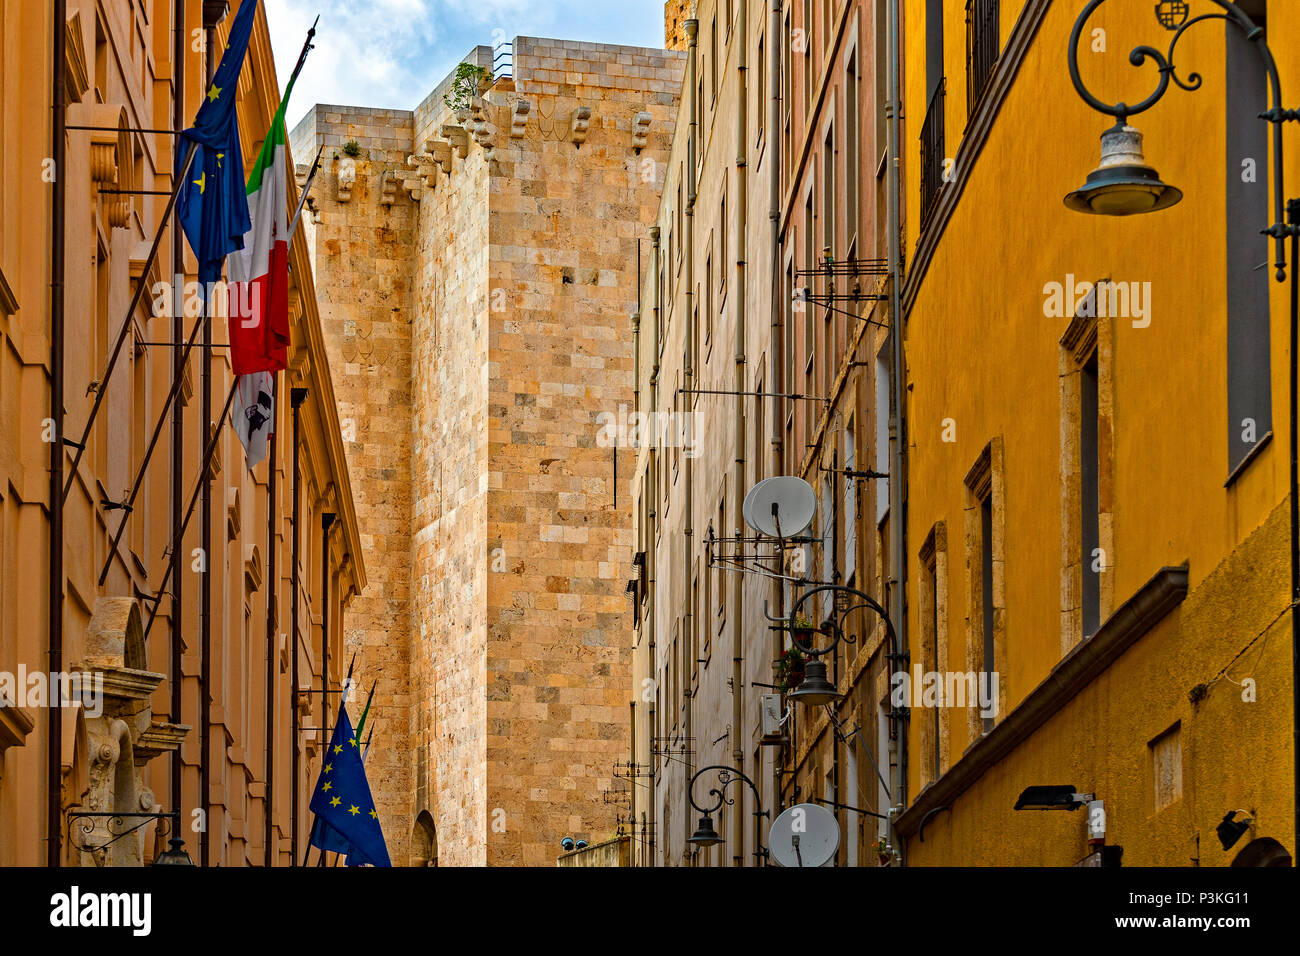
[896,0,1298,866]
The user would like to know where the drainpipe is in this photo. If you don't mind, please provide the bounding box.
[264,377,279,865]
[48,0,67,869]
[885,0,909,865]
[321,512,334,760]
[767,0,784,815]
[684,16,698,867]
[648,224,661,867]
[290,387,306,863]
[732,0,749,868]
[629,700,636,861]
[169,0,186,852]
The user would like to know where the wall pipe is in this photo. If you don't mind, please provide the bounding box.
[648,224,661,866]
[48,0,68,869]
[290,387,307,864]
[264,375,279,864]
[732,0,749,868]
[684,16,699,867]
[767,0,785,819]
[885,0,909,866]
[169,0,187,850]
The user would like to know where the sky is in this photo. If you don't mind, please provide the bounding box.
[264,0,665,129]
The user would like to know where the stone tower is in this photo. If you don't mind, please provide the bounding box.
[292,37,683,866]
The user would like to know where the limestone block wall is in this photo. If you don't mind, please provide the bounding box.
[290,106,417,866]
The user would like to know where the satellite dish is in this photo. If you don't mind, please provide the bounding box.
[742,476,816,538]
[769,803,840,868]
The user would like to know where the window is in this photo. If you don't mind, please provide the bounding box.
[845,52,860,249]
[965,0,1000,114]
[964,439,1004,735]
[803,195,816,442]
[753,357,767,485]
[803,0,813,118]
[756,30,766,148]
[715,481,727,636]
[720,182,728,296]
[691,569,700,686]
[844,423,857,582]
[705,255,713,349]
[1080,353,1100,637]
[921,0,946,221]
[711,14,719,101]
[1226,2,1271,476]
[874,0,887,164]
[919,524,947,783]
[1060,295,1114,651]
[1151,723,1183,811]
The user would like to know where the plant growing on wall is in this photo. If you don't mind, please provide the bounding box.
[342,139,362,158]
[775,644,808,693]
[443,63,489,112]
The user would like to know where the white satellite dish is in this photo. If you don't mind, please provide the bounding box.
[769,802,840,868]
[742,476,816,539]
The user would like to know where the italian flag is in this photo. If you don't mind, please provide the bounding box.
[227,74,297,375]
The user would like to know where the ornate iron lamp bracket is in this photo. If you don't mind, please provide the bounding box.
[787,583,896,659]
[1067,0,1298,279]
[66,809,180,854]
[688,764,768,819]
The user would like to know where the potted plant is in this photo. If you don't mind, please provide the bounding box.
[775,645,807,694]
[789,615,818,651]
[873,837,892,866]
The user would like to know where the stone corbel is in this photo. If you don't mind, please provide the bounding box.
[510,99,531,139]
[570,106,592,147]
[633,111,652,152]
[335,156,357,202]
[424,139,453,174]
[406,154,437,189]
[440,124,470,159]
[379,168,399,207]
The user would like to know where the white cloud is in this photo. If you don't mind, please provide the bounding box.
[263,0,662,128]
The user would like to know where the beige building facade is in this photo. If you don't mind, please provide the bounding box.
[1,0,364,866]
[292,36,683,866]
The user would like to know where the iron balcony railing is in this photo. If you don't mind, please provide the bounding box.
[966,0,1000,114]
[920,78,946,224]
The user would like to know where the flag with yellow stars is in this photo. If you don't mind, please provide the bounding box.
[308,703,391,866]
[175,0,257,284]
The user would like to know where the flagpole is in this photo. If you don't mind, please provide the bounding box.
[288,145,324,239]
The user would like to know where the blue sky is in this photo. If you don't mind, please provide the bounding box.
[264,0,665,128]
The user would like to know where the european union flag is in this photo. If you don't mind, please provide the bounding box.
[175,0,259,284]
[308,704,391,867]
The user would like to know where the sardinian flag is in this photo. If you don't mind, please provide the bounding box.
[226,72,296,376]
[232,372,275,469]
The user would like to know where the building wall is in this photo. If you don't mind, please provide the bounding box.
[0,0,365,867]
[296,36,683,867]
[291,104,418,868]
[895,0,1299,865]
[633,0,890,868]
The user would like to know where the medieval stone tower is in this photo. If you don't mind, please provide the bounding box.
[291,37,683,866]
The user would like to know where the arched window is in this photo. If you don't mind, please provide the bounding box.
[411,811,438,867]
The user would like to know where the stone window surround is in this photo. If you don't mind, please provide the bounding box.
[1059,296,1116,656]
[963,435,1006,741]
[918,520,949,783]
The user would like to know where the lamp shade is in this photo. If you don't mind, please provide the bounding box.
[1065,123,1182,216]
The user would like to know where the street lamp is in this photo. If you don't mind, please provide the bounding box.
[1064,0,1300,857]
[783,584,897,708]
[1063,122,1181,215]
[687,765,768,856]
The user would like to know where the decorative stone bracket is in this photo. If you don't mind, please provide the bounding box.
[335,156,357,203]
[571,106,592,147]
[633,111,653,152]
[424,140,454,174]
[510,99,531,139]
[440,124,470,159]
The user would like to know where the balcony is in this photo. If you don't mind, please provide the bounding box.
[920,79,946,225]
